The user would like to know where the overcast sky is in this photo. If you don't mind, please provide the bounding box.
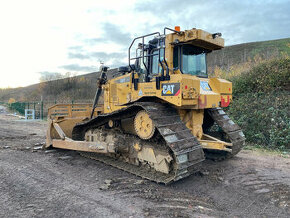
[0,0,289,88]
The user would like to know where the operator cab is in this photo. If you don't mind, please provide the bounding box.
[138,41,210,79]
[132,39,211,81]
[125,27,223,89]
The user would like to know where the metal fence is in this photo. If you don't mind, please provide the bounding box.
[8,100,92,120]
[8,102,44,119]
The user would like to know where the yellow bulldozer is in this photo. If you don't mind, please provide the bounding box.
[45,27,245,184]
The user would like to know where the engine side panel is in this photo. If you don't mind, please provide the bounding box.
[103,73,232,114]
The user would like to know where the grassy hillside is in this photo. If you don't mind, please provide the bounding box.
[207,37,290,72]
[0,69,119,102]
[226,58,290,149]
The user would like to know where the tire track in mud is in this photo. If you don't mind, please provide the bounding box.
[25,147,290,217]
[225,167,290,215]
[0,150,150,218]
[101,177,226,217]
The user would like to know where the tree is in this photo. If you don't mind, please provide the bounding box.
[8,98,16,104]
[39,71,65,82]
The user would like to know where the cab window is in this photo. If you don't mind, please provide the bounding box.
[174,45,208,77]
[151,49,164,75]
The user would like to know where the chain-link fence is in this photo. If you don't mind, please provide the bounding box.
[8,102,44,119]
[8,100,92,119]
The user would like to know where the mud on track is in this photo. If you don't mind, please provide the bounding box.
[0,109,289,217]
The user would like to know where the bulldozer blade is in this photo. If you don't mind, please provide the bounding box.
[52,139,108,153]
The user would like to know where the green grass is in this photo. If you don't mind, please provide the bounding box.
[243,144,290,158]
[207,38,290,71]
[247,38,290,58]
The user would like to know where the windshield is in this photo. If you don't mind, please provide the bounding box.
[174,45,208,77]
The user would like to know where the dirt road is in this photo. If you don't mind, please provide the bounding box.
[0,107,289,217]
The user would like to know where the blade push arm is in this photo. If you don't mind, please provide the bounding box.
[90,66,108,118]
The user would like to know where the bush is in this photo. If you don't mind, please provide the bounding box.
[226,58,290,150]
[226,91,290,149]
[231,58,290,94]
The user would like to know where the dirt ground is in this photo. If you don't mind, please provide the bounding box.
[0,105,289,218]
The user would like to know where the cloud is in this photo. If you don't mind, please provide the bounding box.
[135,0,202,15]
[1,0,289,88]
[67,51,128,68]
[85,22,132,46]
[134,0,290,45]
[91,51,126,60]
[69,51,125,60]
[68,46,83,51]
[60,64,97,72]
[68,52,90,60]
[67,23,131,69]
[90,52,127,68]
[57,1,290,75]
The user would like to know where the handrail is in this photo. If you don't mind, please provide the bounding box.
[163,27,181,35]
[163,27,181,80]
[128,28,181,82]
[128,32,160,72]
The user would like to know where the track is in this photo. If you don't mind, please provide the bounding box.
[73,102,205,184]
[205,107,246,160]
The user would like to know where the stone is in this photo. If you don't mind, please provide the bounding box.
[254,188,270,194]
[200,170,209,176]
[58,156,73,160]
[44,150,56,153]
[34,142,42,146]
[26,204,35,208]
[104,179,113,185]
[99,184,110,190]
[134,180,145,185]
[33,146,42,150]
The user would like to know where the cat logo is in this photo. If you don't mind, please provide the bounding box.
[163,84,174,95]
[161,83,180,96]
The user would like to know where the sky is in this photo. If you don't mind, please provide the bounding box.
[0,0,289,88]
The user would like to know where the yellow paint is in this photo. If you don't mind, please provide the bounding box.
[179,109,204,139]
[200,134,232,152]
[133,143,141,151]
[103,73,232,113]
[134,110,155,140]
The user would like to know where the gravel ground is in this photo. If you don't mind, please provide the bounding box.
[0,105,289,217]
